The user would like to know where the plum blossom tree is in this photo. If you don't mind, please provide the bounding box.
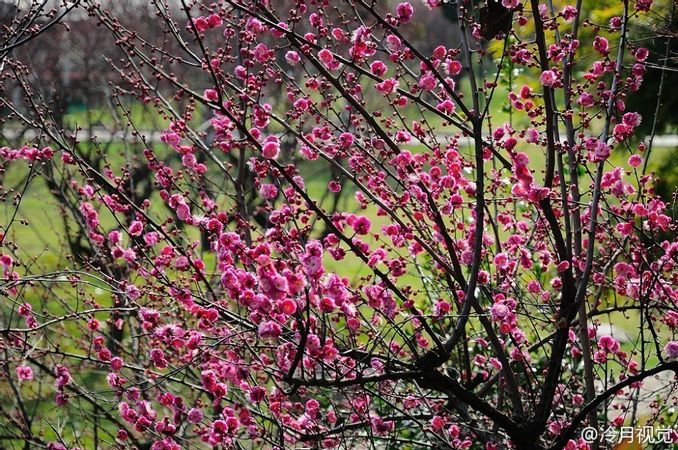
[0,0,677,449]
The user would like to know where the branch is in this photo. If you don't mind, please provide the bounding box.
[551,361,678,450]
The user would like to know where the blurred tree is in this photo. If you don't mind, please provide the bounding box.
[626,5,678,136]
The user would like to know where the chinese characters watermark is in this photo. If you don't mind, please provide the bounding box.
[580,426,676,445]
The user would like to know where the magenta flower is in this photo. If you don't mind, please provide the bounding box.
[540,70,557,87]
[16,365,33,381]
